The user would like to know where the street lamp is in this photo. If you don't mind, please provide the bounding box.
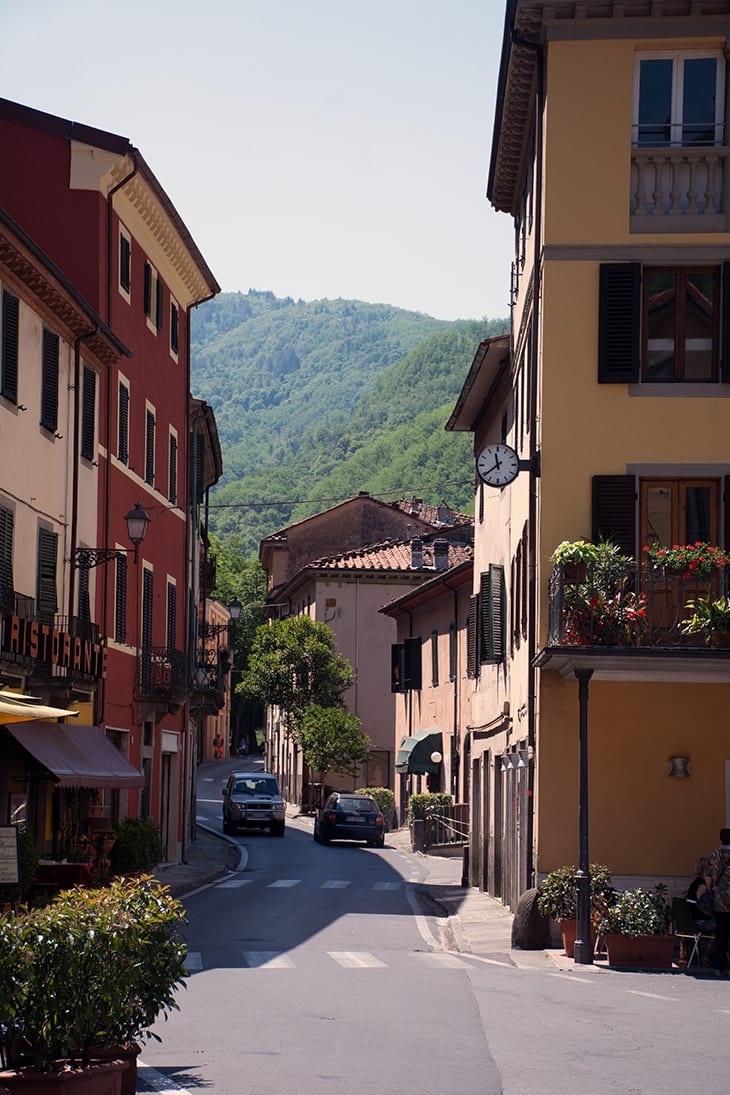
[198,597,242,638]
[72,502,151,568]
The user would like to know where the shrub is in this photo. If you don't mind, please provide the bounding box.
[407,792,453,825]
[597,885,671,938]
[110,817,166,875]
[537,864,613,920]
[356,787,395,830]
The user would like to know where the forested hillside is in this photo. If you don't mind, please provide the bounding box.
[190,291,509,556]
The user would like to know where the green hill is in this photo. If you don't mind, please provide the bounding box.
[190,291,509,554]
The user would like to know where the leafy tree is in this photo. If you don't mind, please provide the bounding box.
[238,616,355,735]
[295,705,370,778]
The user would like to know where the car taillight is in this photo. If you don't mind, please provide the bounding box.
[375,816,383,827]
[325,811,337,822]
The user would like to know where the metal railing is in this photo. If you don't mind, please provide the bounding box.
[423,804,469,848]
[138,646,188,704]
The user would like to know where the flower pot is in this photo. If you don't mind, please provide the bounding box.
[0,1060,127,1095]
[86,1046,139,1095]
[710,628,730,649]
[558,917,596,958]
[604,933,675,970]
[562,563,587,583]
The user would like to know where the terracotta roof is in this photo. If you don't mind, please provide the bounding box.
[389,498,471,526]
[310,538,473,573]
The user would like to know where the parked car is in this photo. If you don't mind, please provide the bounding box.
[222,771,286,836]
[313,792,385,847]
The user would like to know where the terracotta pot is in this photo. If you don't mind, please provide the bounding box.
[86,1046,139,1095]
[562,563,587,583]
[604,933,675,969]
[558,917,596,958]
[0,1059,127,1095]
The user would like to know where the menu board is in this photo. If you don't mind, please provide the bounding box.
[0,827,19,885]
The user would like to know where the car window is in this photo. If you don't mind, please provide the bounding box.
[338,796,375,813]
[234,778,279,796]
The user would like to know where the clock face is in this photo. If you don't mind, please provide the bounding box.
[476,443,520,487]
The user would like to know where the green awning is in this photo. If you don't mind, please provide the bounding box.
[395,729,443,775]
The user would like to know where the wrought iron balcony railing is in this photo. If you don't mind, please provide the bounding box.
[138,646,188,705]
[548,561,730,649]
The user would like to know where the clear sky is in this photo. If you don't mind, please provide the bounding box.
[1,0,514,322]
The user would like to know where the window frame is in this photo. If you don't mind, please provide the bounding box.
[642,265,720,382]
[633,50,725,148]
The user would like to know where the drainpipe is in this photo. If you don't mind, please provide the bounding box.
[439,574,461,800]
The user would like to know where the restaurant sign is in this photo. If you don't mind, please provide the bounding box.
[1,615,107,679]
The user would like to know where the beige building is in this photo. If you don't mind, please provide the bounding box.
[447,0,730,910]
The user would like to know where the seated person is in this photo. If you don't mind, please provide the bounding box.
[687,857,715,926]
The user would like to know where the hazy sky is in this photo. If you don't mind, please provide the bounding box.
[1,1,513,321]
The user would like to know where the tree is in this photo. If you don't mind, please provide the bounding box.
[295,705,370,778]
[238,616,355,734]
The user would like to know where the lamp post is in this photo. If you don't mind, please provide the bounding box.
[72,502,151,568]
[574,667,594,965]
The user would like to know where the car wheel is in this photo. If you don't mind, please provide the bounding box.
[377,836,385,848]
[271,822,285,837]
[222,817,232,835]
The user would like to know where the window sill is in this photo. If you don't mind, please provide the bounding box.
[628,382,730,398]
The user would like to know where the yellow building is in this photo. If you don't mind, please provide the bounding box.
[447,0,730,913]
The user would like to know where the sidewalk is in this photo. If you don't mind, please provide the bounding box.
[154,811,571,971]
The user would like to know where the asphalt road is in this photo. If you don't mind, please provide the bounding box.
[137,761,730,1095]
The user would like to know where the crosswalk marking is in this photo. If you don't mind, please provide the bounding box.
[184,951,203,971]
[216,878,253,888]
[373,881,401,890]
[320,880,351,889]
[267,879,302,888]
[243,951,294,968]
[328,951,387,968]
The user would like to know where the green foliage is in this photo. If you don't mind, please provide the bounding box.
[295,705,370,777]
[110,817,166,875]
[238,616,355,730]
[0,827,38,906]
[598,885,671,937]
[536,864,613,920]
[406,792,453,825]
[190,291,508,553]
[681,594,730,639]
[0,876,187,1072]
[356,787,396,830]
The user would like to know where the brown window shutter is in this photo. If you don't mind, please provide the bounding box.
[467,595,479,678]
[722,263,730,383]
[598,264,641,383]
[591,475,636,556]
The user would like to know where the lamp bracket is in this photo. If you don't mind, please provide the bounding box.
[72,547,133,570]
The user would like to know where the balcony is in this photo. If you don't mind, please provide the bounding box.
[630,145,729,232]
[138,646,188,711]
[539,559,730,683]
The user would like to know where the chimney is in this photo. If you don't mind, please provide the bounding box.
[411,538,423,569]
[433,539,449,570]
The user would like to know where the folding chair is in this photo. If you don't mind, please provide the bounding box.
[672,897,713,968]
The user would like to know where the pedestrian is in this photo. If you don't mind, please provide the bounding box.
[705,828,730,975]
[213,733,224,760]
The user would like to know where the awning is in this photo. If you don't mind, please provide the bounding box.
[6,721,145,789]
[395,729,443,775]
[0,696,80,724]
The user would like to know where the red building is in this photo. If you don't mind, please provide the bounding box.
[0,98,220,862]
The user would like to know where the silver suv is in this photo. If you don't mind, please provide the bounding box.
[222,771,286,836]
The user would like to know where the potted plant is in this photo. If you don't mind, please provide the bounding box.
[550,540,600,582]
[0,875,188,1094]
[597,884,674,969]
[644,541,729,578]
[681,595,730,648]
[537,864,612,957]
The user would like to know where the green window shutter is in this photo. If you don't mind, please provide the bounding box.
[431,629,439,687]
[81,366,96,460]
[77,562,90,621]
[115,555,127,644]
[145,409,155,486]
[1,289,19,404]
[467,594,479,678]
[480,566,505,664]
[118,383,129,464]
[0,506,15,609]
[41,329,59,432]
[189,432,205,505]
[119,233,131,293]
[143,263,152,318]
[37,528,58,622]
[448,622,456,682]
[155,278,164,331]
[168,433,178,504]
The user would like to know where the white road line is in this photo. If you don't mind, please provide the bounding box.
[405,886,442,951]
[373,881,401,890]
[320,880,351,888]
[549,973,597,984]
[216,878,253,888]
[414,952,468,968]
[267,879,302,888]
[138,1065,193,1093]
[626,990,679,1001]
[184,952,203,971]
[243,951,294,968]
[328,951,387,968]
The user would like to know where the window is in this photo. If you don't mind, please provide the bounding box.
[143,262,163,332]
[641,478,719,553]
[170,300,179,357]
[145,406,155,486]
[431,629,439,687]
[634,52,724,148]
[390,636,422,692]
[598,263,728,384]
[168,430,178,504]
[37,527,58,623]
[81,366,96,460]
[40,328,59,432]
[117,379,129,464]
[115,554,127,643]
[0,505,14,609]
[119,227,131,299]
[1,289,19,404]
[166,580,177,650]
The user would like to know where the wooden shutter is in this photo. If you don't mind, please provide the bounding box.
[142,568,154,650]
[119,233,130,293]
[143,263,152,318]
[722,262,730,383]
[155,278,164,331]
[37,528,58,621]
[168,434,178,503]
[170,302,179,354]
[81,367,96,460]
[391,643,403,692]
[77,563,90,621]
[724,476,730,553]
[481,565,505,663]
[115,555,127,644]
[118,383,129,464]
[189,431,205,505]
[404,636,422,691]
[598,263,641,383]
[0,506,14,608]
[431,629,439,687]
[166,581,177,650]
[592,475,637,556]
[1,289,19,403]
[467,594,479,678]
[145,409,155,485]
[41,329,59,432]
